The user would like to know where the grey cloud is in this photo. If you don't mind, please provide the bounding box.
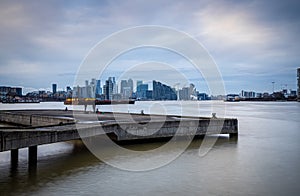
[0,0,299,92]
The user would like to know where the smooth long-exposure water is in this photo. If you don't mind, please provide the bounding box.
[0,101,299,195]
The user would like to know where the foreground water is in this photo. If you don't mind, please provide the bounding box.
[0,101,299,195]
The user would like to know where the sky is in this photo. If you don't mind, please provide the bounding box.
[0,0,299,94]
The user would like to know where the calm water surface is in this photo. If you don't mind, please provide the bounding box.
[0,101,299,195]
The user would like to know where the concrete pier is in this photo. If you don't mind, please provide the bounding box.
[28,146,37,169]
[0,110,238,168]
[10,149,18,168]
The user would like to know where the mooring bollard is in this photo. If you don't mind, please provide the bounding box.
[212,113,217,118]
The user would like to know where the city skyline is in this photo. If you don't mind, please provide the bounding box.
[1,73,298,96]
[2,73,298,100]
[1,74,298,106]
[0,1,300,94]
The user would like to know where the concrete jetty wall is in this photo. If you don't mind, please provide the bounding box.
[1,118,237,152]
[0,110,238,152]
[103,119,238,141]
[0,124,110,152]
[0,128,79,152]
[0,110,238,168]
[0,112,75,126]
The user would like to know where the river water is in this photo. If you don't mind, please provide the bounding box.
[0,101,299,195]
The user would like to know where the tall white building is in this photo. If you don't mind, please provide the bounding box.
[120,79,133,99]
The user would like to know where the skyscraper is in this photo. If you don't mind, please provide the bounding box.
[137,80,143,89]
[112,77,118,94]
[15,87,22,96]
[120,79,133,99]
[91,78,96,85]
[52,84,57,94]
[105,77,114,100]
[66,86,71,92]
[85,80,89,98]
[96,80,102,95]
[89,80,96,98]
[136,83,148,99]
[73,86,80,98]
[128,78,133,93]
[120,80,128,94]
[179,87,189,100]
[152,80,177,100]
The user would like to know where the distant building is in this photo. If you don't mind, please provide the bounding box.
[122,87,132,99]
[52,84,57,94]
[263,92,270,98]
[197,93,209,100]
[104,77,114,100]
[120,79,133,99]
[0,86,22,98]
[95,80,102,95]
[240,90,256,98]
[282,89,288,96]
[0,86,10,97]
[179,87,189,100]
[120,80,127,95]
[146,90,153,99]
[102,85,107,99]
[73,86,79,98]
[177,83,197,100]
[136,80,143,89]
[120,80,127,93]
[290,90,296,97]
[91,78,96,86]
[66,86,72,92]
[112,77,117,95]
[112,93,122,100]
[152,80,177,100]
[136,83,148,99]
[256,93,262,98]
[189,83,197,100]
[81,87,87,98]
[128,79,133,94]
[10,87,22,96]
[211,95,226,100]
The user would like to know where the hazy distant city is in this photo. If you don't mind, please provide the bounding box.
[1,67,299,103]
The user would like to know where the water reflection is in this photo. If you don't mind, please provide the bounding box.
[1,101,298,195]
[0,136,236,195]
[0,141,98,195]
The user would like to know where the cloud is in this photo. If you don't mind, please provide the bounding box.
[0,0,299,93]
[182,0,300,92]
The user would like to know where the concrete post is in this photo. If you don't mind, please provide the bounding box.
[30,114,33,126]
[229,133,238,139]
[11,149,18,168]
[28,145,37,168]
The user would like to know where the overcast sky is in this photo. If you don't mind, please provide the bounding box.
[0,0,299,94]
